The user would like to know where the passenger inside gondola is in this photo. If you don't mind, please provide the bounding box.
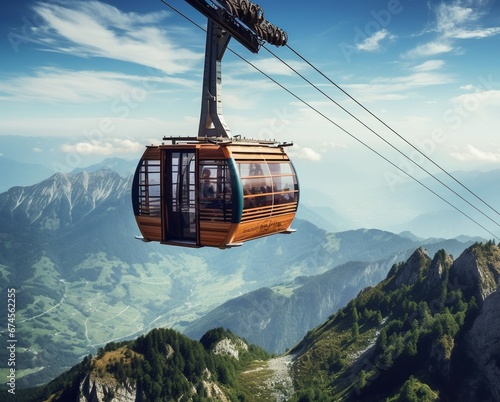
[201,168,215,198]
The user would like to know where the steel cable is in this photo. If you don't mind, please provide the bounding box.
[160,0,500,241]
[286,44,500,221]
[262,44,500,232]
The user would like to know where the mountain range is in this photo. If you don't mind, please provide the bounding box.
[4,242,500,401]
[1,147,499,238]
[0,164,490,390]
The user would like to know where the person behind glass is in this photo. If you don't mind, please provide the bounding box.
[201,168,215,199]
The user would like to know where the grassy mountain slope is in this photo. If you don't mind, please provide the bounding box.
[184,235,478,354]
[4,242,499,401]
[289,242,500,401]
[7,327,276,402]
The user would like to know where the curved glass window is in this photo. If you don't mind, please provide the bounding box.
[238,159,298,220]
[198,160,233,221]
[134,159,161,216]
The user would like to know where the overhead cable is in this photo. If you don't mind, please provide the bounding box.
[224,48,499,241]
[286,44,500,221]
[159,0,500,241]
[263,44,500,232]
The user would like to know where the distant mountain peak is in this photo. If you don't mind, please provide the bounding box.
[0,168,129,230]
[451,241,500,304]
[71,157,136,178]
[425,249,453,292]
[387,247,431,290]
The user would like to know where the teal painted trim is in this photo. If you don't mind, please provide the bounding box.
[289,158,300,209]
[228,158,243,223]
[131,160,142,216]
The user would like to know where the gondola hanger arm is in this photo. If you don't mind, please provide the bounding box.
[184,0,289,138]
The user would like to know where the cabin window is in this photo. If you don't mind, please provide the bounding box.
[238,160,298,214]
[198,160,232,221]
[136,159,161,216]
[269,162,299,204]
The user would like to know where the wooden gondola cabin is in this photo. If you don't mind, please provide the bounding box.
[133,0,298,248]
[132,137,299,248]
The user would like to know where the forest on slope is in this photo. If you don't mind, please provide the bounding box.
[3,241,499,401]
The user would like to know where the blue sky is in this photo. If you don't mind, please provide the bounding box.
[2,0,500,235]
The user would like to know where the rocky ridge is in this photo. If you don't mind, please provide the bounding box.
[451,242,500,303]
[289,242,500,401]
[213,338,249,360]
[79,374,137,402]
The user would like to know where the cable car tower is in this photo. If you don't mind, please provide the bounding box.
[188,0,288,137]
[132,0,299,248]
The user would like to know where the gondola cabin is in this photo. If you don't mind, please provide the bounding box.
[132,137,299,248]
[133,0,298,248]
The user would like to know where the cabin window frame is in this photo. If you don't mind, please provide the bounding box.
[133,159,161,217]
[237,158,298,221]
[163,149,198,243]
[198,159,233,222]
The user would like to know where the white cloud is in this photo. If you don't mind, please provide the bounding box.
[451,144,500,162]
[406,1,500,58]
[290,146,322,161]
[451,89,500,109]
[433,1,500,39]
[411,60,445,72]
[452,27,500,39]
[356,29,396,52]
[0,68,135,103]
[61,138,143,156]
[0,67,196,103]
[347,69,453,102]
[33,1,202,74]
[404,41,454,58]
[0,115,191,138]
[435,2,477,34]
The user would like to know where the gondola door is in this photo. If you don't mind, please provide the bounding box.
[164,150,198,244]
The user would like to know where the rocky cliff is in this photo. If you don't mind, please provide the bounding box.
[290,243,500,401]
[79,374,138,402]
[467,286,500,401]
[386,246,431,290]
[456,242,500,401]
[452,241,500,303]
